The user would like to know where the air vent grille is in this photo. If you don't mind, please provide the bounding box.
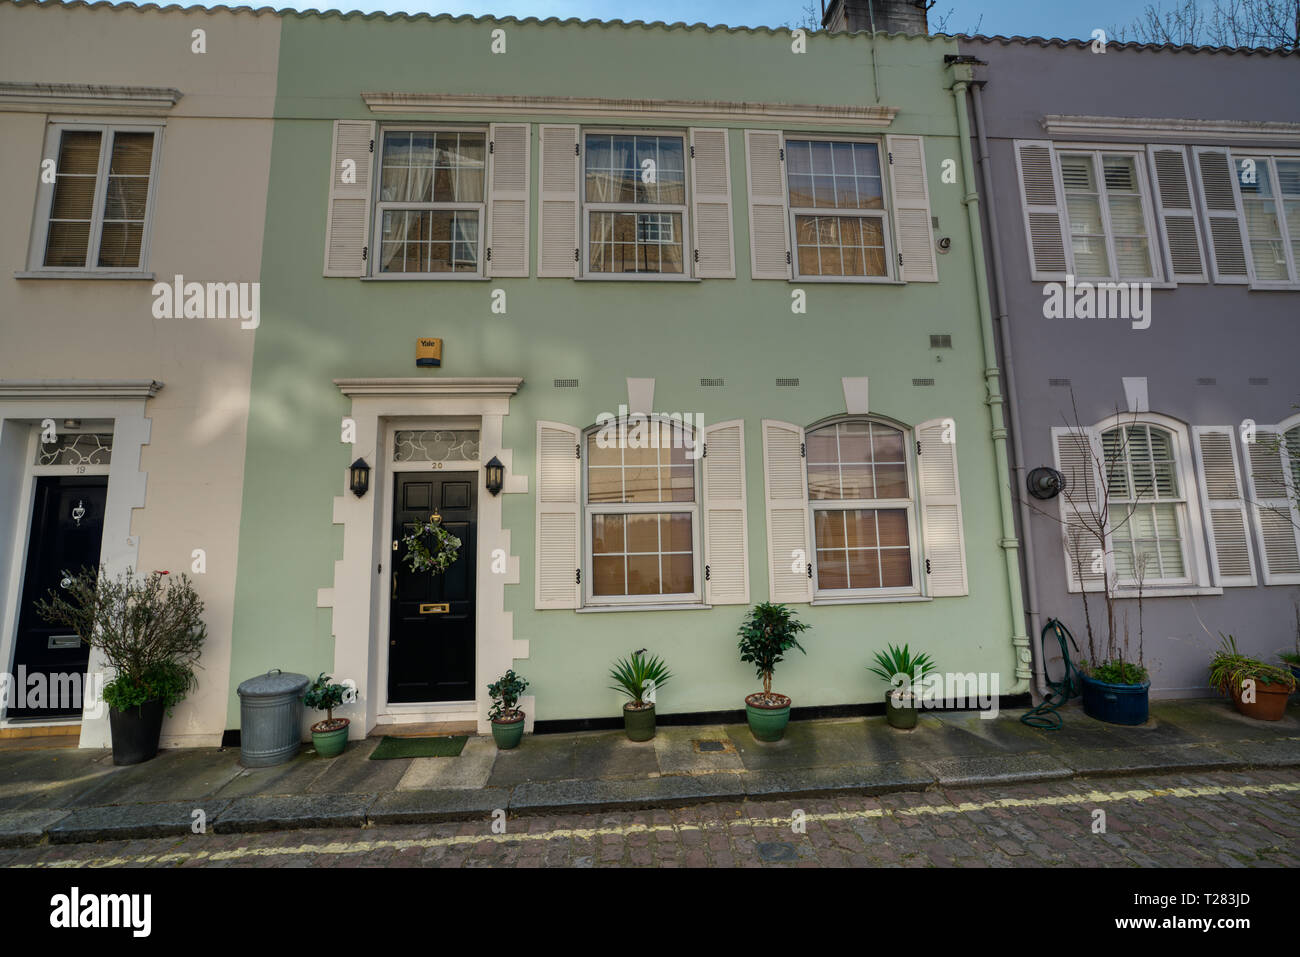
[553,378,579,388]
[775,378,800,387]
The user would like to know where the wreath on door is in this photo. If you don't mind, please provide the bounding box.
[401,517,462,574]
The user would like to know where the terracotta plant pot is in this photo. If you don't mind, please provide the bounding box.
[492,711,526,749]
[310,717,350,758]
[745,692,791,742]
[623,702,656,741]
[1229,681,1293,721]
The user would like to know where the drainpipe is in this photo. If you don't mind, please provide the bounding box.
[945,59,1032,694]
[969,80,1049,699]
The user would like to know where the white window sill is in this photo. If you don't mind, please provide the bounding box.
[812,594,931,605]
[16,269,154,280]
[574,275,701,283]
[791,277,905,285]
[576,602,712,613]
[360,274,487,281]
[1070,586,1223,598]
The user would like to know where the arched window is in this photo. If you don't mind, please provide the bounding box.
[583,416,701,604]
[1101,423,1190,583]
[805,418,919,595]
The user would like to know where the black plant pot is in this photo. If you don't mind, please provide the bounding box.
[108,698,165,766]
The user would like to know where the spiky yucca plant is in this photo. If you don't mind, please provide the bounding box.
[609,649,673,710]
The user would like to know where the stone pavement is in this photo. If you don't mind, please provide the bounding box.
[0,697,1296,847]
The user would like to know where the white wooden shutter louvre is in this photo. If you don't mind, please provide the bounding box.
[1192,426,1256,586]
[745,130,792,280]
[1148,146,1207,283]
[702,420,749,604]
[1193,147,1250,284]
[1015,140,1068,281]
[762,420,811,603]
[1052,427,1107,591]
[485,123,530,278]
[886,134,938,282]
[323,120,375,277]
[915,419,968,596]
[538,124,580,277]
[689,128,735,279]
[1243,427,1300,584]
[535,421,581,608]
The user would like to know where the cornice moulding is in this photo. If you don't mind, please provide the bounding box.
[0,379,164,399]
[1043,114,1300,143]
[0,82,183,114]
[362,92,898,127]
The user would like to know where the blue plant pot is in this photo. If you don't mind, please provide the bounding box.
[1079,673,1150,726]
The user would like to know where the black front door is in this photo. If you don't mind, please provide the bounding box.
[389,473,476,703]
[10,476,108,719]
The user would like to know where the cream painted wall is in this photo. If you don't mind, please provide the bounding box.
[0,3,281,746]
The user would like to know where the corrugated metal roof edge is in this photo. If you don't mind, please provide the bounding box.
[5,0,1296,56]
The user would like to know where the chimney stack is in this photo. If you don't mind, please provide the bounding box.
[821,0,930,35]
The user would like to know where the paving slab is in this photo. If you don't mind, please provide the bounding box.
[396,737,498,790]
[67,748,243,808]
[727,718,876,771]
[49,799,230,845]
[935,709,1077,754]
[1065,743,1240,776]
[213,793,374,834]
[0,808,71,848]
[0,749,118,811]
[742,760,934,798]
[369,787,506,824]
[653,725,744,774]
[306,738,413,794]
[921,753,1073,788]
[571,730,660,780]
[214,750,333,799]
[1211,736,1300,768]
[510,772,746,814]
[487,733,578,787]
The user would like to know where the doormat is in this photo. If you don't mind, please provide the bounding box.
[370,735,468,759]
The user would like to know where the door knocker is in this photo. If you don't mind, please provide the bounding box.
[71,500,86,527]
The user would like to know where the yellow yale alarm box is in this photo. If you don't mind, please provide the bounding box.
[416,338,442,368]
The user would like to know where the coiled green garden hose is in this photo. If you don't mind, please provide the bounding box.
[1020,617,1082,731]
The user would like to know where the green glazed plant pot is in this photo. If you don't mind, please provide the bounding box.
[623,703,656,741]
[884,691,918,730]
[311,718,349,758]
[492,712,526,749]
[746,693,791,742]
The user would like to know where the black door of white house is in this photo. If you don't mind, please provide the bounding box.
[10,476,107,719]
[389,473,476,703]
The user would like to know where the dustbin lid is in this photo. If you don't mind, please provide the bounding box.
[237,669,310,697]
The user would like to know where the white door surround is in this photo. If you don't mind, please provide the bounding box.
[320,378,529,737]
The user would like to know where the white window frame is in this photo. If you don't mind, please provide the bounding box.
[580,415,703,607]
[370,125,488,280]
[579,127,693,282]
[27,119,165,277]
[1229,148,1300,289]
[805,415,922,600]
[1056,144,1164,283]
[784,134,896,284]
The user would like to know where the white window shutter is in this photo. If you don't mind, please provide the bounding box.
[1192,147,1250,284]
[537,124,580,278]
[745,130,791,280]
[1014,140,1068,281]
[1192,426,1257,587]
[1243,427,1300,584]
[1052,427,1107,591]
[761,419,810,603]
[915,418,968,596]
[886,134,937,283]
[702,419,749,605]
[689,128,735,279]
[323,120,375,277]
[1147,146,1207,283]
[486,123,530,278]
[535,421,581,609]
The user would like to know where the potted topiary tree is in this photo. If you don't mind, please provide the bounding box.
[488,669,528,749]
[35,567,205,766]
[609,649,672,741]
[302,673,350,757]
[1210,634,1297,721]
[866,644,938,730]
[737,602,809,742]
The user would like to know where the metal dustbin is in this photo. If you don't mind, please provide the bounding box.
[237,669,309,768]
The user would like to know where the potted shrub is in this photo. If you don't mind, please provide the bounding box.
[488,669,528,749]
[1076,657,1151,726]
[867,644,937,730]
[302,673,350,757]
[737,602,809,742]
[609,649,672,742]
[1210,634,1297,721]
[35,567,205,766]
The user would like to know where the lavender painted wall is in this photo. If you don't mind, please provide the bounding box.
[959,37,1300,696]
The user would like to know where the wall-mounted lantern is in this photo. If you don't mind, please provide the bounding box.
[484,456,505,497]
[349,458,371,498]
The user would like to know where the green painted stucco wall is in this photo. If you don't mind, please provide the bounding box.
[228,14,1018,727]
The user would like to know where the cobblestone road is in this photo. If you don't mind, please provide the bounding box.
[4,768,1296,868]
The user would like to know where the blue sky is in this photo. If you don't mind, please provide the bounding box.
[251,1,1164,41]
